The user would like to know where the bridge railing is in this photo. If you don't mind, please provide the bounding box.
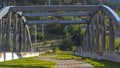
[0,6,33,52]
[0,5,120,54]
[81,5,120,53]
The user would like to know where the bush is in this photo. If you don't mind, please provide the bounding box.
[55,47,61,54]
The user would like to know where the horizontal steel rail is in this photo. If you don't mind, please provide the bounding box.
[23,12,91,16]
[9,5,100,12]
[0,5,119,25]
[26,20,87,24]
[8,5,120,26]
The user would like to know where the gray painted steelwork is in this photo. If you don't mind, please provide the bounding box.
[26,20,87,24]
[10,5,100,11]
[8,5,120,25]
[23,12,91,16]
[0,6,10,19]
[0,5,119,61]
[101,5,120,25]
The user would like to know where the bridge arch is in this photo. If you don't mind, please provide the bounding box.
[0,5,120,62]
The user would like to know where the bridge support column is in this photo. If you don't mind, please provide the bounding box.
[13,13,17,52]
[92,17,96,52]
[101,12,106,52]
[86,32,89,52]
[95,14,100,52]
[21,17,24,52]
[0,19,3,51]
[6,12,11,52]
[26,25,32,52]
[83,34,87,53]
[18,17,22,52]
[26,31,30,52]
[1,18,5,52]
[87,25,90,52]
[23,24,26,52]
[34,25,37,52]
[109,19,115,52]
[90,17,95,53]
[89,25,93,53]
[2,18,6,61]
[85,31,90,52]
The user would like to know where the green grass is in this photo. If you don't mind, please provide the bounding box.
[84,58,120,68]
[53,51,81,60]
[0,57,56,68]
[53,51,120,68]
[1,51,120,68]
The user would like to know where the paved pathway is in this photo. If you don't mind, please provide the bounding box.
[37,56,93,68]
[54,60,93,68]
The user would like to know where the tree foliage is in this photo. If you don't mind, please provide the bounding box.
[0,0,120,10]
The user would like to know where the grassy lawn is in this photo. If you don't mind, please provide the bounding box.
[0,51,120,68]
[84,58,120,68]
[0,57,56,68]
[53,51,80,60]
[53,51,120,68]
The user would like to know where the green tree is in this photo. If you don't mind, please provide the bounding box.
[60,28,72,50]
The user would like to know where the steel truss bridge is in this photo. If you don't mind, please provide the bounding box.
[0,5,120,61]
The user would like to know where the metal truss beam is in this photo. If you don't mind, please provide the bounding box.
[26,20,87,24]
[10,5,100,12]
[23,12,91,16]
[101,5,120,25]
[0,7,10,19]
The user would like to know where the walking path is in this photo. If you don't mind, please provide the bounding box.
[37,56,93,68]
